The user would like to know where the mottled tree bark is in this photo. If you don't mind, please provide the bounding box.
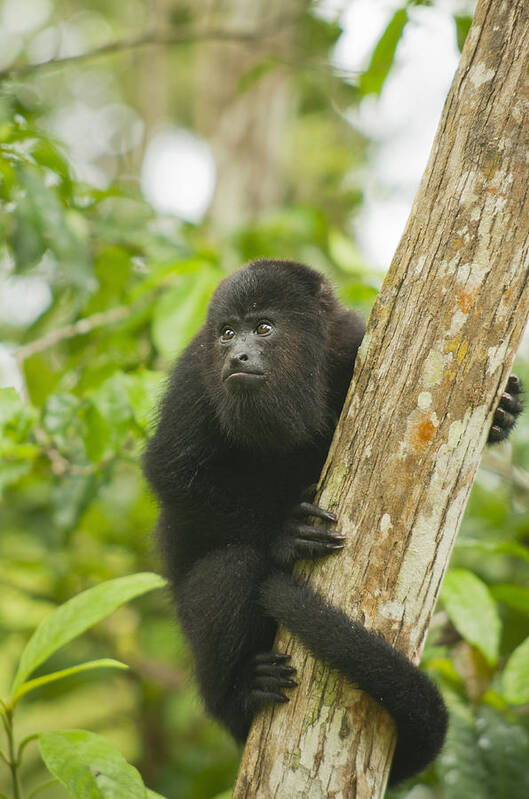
[233,1,529,797]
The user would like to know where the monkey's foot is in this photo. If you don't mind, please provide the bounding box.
[488,375,523,443]
[248,652,297,710]
[274,500,344,566]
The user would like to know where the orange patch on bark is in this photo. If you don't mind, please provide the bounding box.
[410,415,436,450]
[458,291,475,313]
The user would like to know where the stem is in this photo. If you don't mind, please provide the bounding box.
[3,708,22,799]
[17,734,39,765]
[27,779,58,799]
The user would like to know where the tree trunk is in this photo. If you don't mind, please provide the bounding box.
[194,0,306,227]
[233,1,529,797]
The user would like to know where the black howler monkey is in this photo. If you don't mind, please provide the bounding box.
[144,258,522,784]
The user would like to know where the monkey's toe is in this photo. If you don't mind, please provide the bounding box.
[249,652,297,708]
[488,374,523,444]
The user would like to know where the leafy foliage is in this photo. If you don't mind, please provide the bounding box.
[40,730,151,799]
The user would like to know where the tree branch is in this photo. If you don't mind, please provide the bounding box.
[0,14,302,82]
[15,306,130,362]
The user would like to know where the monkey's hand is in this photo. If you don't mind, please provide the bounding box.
[246,652,297,712]
[273,500,344,567]
[488,374,523,443]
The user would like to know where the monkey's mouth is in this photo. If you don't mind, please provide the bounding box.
[223,371,265,388]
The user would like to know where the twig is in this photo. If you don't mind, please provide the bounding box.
[15,305,131,475]
[0,14,302,82]
[27,778,59,799]
[15,306,130,362]
[126,654,186,691]
[481,448,529,493]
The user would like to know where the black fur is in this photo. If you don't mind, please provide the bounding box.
[488,374,523,443]
[144,259,521,784]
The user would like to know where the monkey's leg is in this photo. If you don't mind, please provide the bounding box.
[175,546,294,741]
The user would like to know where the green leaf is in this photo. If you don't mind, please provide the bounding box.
[42,393,80,437]
[0,585,54,631]
[86,371,164,452]
[151,270,217,359]
[359,8,408,97]
[503,637,529,705]
[456,538,529,565]
[39,730,147,798]
[0,460,32,495]
[438,694,529,799]
[0,387,34,438]
[476,705,529,798]
[127,257,208,302]
[79,402,111,464]
[491,584,529,617]
[0,388,37,494]
[13,165,91,289]
[89,373,134,455]
[10,572,166,697]
[237,59,278,94]
[454,15,472,53]
[121,371,165,432]
[437,690,488,799]
[12,659,128,704]
[441,569,501,664]
[328,229,369,275]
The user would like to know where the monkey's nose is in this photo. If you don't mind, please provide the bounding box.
[232,352,248,363]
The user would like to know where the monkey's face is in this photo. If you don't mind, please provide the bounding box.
[217,316,273,393]
[203,306,329,451]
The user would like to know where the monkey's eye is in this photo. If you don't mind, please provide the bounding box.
[255,321,273,336]
[220,327,235,342]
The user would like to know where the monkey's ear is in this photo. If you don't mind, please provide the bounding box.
[317,278,336,308]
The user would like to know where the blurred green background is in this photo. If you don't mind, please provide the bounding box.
[1,1,528,798]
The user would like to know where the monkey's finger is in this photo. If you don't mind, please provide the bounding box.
[292,524,344,542]
[255,663,296,678]
[493,407,515,429]
[250,689,289,707]
[488,425,505,443]
[500,392,523,414]
[254,652,291,665]
[294,539,344,557]
[293,502,337,523]
[507,374,522,394]
[254,675,298,691]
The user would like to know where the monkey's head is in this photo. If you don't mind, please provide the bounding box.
[201,259,338,452]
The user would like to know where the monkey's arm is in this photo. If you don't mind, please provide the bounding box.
[173,543,295,741]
